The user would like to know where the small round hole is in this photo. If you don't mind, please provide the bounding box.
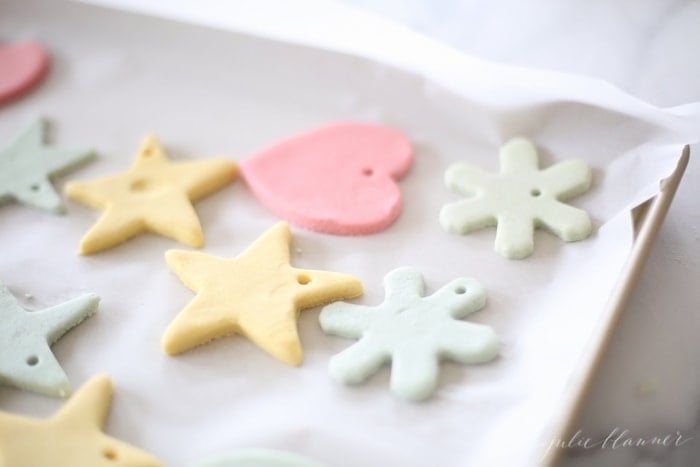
[297,274,311,285]
[142,148,152,157]
[30,184,40,191]
[26,355,39,366]
[455,286,466,294]
[129,179,149,191]
[103,448,117,460]
[362,168,373,177]
[530,188,541,197]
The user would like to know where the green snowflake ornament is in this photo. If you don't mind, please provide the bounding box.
[320,267,498,401]
[440,138,592,259]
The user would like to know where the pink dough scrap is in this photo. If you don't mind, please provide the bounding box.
[241,122,413,235]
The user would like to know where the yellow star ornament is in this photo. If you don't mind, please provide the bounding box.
[65,135,236,254]
[0,374,161,467]
[162,222,364,365]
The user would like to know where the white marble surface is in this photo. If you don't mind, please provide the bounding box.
[339,1,700,465]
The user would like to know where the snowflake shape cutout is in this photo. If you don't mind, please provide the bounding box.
[440,137,592,259]
[319,267,498,401]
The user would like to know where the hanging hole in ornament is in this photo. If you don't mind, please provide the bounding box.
[103,447,117,460]
[297,274,311,285]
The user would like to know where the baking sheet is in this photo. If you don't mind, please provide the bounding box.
[545,147,690,467]
[1,0,700,466]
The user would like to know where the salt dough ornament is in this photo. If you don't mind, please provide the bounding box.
[0,282,99,397]
[65,135,237,254]
[0,374,162,467]
[440,137,592,259]
[320,267,498,401]
[240,122,412,235]
[0,41,49,106]
[192,449,325,467]
[162,222,363,365]
[0,118,94,213]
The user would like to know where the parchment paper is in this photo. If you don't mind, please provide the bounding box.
[1,0,699,465]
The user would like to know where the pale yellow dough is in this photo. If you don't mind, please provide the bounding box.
[162,222,363,366]
[65,135,236,254]
[0,374,161,467]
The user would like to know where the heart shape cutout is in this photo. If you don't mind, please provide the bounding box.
[0,41,50,106]
[241,122,413,234]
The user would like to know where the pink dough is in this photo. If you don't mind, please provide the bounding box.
[241,122,413,235]
[0,41,50,106]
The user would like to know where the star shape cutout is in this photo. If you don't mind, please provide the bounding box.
[162,222,363,365]
[320,267,499,401]
[0,374,162,467]
[0,282,99,397]
[65,135,237,254]
[440,137,592,259]
[0,118,94,213]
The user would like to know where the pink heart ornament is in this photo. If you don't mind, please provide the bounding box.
[0,41,50,106]
[241,122,413,235]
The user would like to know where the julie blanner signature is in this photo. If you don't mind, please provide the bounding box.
[543,427,694,459]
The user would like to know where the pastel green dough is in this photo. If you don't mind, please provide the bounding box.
[319,267,499,401]
[191,449,325,467]
[440,137,592,259]
[0,283,99,397]
[0,118,94,213]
